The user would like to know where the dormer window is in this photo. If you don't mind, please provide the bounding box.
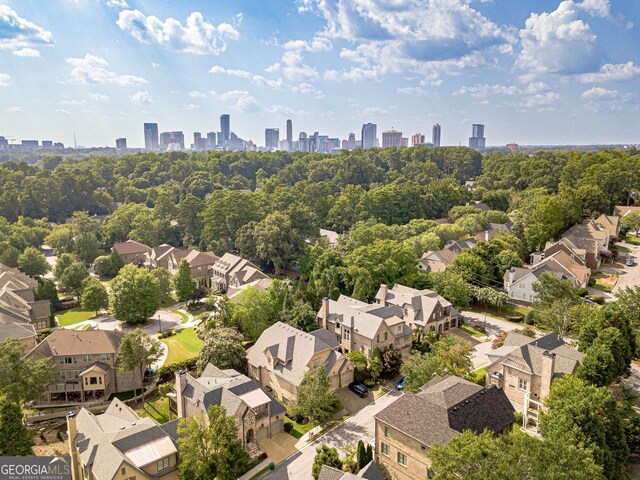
[343,328,350,341]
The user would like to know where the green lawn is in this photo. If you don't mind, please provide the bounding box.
[161,328,202,365]
[288,419,318,439]
[460,324,484,338]
[624,232,640,246]
[468,304,531,322]
[171,310,189,324]
[591,271,616,293]
[56,308,95,326]
[468,368,487,386]
[138,392,170,424]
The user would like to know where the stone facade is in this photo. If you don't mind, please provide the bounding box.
[376,419,431,480]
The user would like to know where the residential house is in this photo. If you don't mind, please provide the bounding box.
[542,237,589,267]
[167,248,219,281]
[317,295,413,359]
[443,237,477,254]
[170,364,285,455]
[320,228,340,247]
[614,205,640,217]
[246,322,354,406]
[319,462,385,480]
[375,284,460,334]
[146,244,184,270]
[560,220,611,269]
[0,263,51,332]
[374,376,515,480]
[594,214,620,239]
[67,398,179,480]
[485,332,583,419]
[504,251,591,304]
[113,240,151,265]
[418,249,456,273]
[472,221,513,242]
[467,201,491,212]
[209,253,272,294]
[25,329,143,403]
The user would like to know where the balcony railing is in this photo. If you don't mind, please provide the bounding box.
[48,382,82,393]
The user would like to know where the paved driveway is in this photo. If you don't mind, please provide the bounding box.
[337,387,374,414]
[259,431,298,464]
[261,391,402,480]
[613,243,640,294]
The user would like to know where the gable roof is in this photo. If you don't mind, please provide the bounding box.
[375,376,514,447]
[375,284,457,326]
[319,462,385,480]
[113,240,151,256]
[594,214,620,237]
[0,264,49,340]
[26,329,123,358]
[420,249,457,266]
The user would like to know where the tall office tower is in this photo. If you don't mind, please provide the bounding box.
[265,128,280,149]
[0,137,8,150]
[144,123,159,150]
[361,123,377,149]
[286,119,292,149]
[382,129,403,148]
[194,132,202,145]
[217,132,223,147]
[160,132,171,150]
[411,133,425,146]
[171,131,185,150]
[298,132,309,152]
[279,140,290,151]
[468,123,486,148]
[220,114,230,147]
[207,132,217,149]
[22,140,38,149]
[116,138,127,149]
[432,123,441,147]
[42,140,53,148]
[342,132,356,150]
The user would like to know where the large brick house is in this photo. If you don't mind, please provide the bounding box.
[113,240,152,265]
[170,364,285,455]
[0,262,51,333]
[246,322,354,406]
[209,253,272,295]
[25,329,143,403]
[317,295,413,360]
[374,376,515,480]
[68,398,179,480]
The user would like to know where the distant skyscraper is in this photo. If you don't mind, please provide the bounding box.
[207,132,217,149]
[160,131,184,150]
[22,140,38,149]
[116,138,127,149]
[298,132,309,152]
[432,124,441,147]
[361,123,377,149]
[42,140,53,148]
[265,128,279,149]
[194,132,201,144]
[0,137,8,150]
[144,123,159,150]
[286,119,292,148]
[382,130,403,148]
[342,132,357,150]
[220,114,230,147]
[469,123,486,149]
[411,133,425,146]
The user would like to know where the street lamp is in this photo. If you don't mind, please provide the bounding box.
[158,314,162,334]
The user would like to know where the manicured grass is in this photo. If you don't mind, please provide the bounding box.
[592,271,616,293]
[468,368,487,386]
[288,419,318,439]
[616,244,632,254]
[160,296,178,308]
[624,233,640,246]
[171,310,189,324]
[160,328,202,364]
[72,323,91,331]
[460,324,485,338]
[138,392,170,424]
[468,304,531,323]
[56,308,95,327]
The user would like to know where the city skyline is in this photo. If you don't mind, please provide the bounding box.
[0,1,639,147]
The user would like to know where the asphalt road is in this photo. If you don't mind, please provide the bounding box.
[261,390,403,480]
[613,242,640,294]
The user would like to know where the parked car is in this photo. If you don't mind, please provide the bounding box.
[348,382,369,398]
[395,376,407,390]
[626,256,635,267]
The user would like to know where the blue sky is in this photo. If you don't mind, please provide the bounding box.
[0,0,639,148]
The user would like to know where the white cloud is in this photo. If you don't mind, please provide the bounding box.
[397,86,428,96]
[209,65,251,78]
[581,86,617,99]
[117,9,239,55]
[455,83,521,97]
[106,0,129,7]
[517,1,602,75]
[0,73,10,87]
[519,91,561,108]
[283,35,331,52]
[130,91,153,105]
[189,90,207,98]
[13,48,40,57]
[151,62,161,69]
[56,109,71,115]
[266,50,319,81]
[252,75,284,89]
[291,82,325,98]
[577,0,610,18]
[0,5,53,53]
[579,62,640,83]
[209,90,261,112]
[67,54,147,85]
[60,99,86,106]
[88,93,110,102]
[6,106,21,113]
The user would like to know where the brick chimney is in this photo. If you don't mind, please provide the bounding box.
[175,370,187,418]
[378,284,388,305]
[540,351,556,401]
[320,297,330,329]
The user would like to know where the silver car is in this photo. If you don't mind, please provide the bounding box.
[626,256,635,267]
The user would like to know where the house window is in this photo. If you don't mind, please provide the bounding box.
[101,354,110,362]
[343,328,350,341]
[518,378,528,391]
[519,283,525,289]
[156,457,170,471]
[121,468,126,475]
[384,425,390,438]
[397,452,407,467]
[381,443,390,457]
[99,377,102,385]
[378,332,388,342]
[62,357,74,364]
[90,377,98,385]
[82,355,91,362]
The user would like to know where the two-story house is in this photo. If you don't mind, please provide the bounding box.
[485,331,584,423]
[113,240,152,265]
[374,376,515,480]
[209,253,271,294]
[67,398,179,480]
[317,295,413,359]
[24,329,143,403]
[146,244,184,269]
[375,284,460,334]
[0,263,52,331]
[167,248,219,282]
[170,364,285,456]
[246,322,354,406]
[560,220,610,269]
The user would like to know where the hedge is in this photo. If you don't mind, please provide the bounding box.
[157,358,198,383]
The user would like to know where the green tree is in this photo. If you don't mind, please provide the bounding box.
[109,248,124,276]
[197,327,246,373]
[92,255,113,277]
[252,211,305,268]
[177,405,250,480]
[34,278,59,306]
[428,271,472,311]
[110,264,160,324]
[80,277,109,314]
[622,211,640,237]
[230,287,277,341]
[54,252,77,280]
[59,261,89,300]
[540,376,628,480]
[280,298,318,332]
[44,224,75,256]
[382,346,403,377]
[174,259,196,302]
[152,267,174,303]
[117,329,162,401]
[0,396,34,455]
[17,246,49,277]
[290,367,338,423]
[0,339,54,404]
[312,445,343,480]
[368,355,383,382]
[356,440,367,471]
[348,350,369,383]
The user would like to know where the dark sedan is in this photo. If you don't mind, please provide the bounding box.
[348,382,369,398]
